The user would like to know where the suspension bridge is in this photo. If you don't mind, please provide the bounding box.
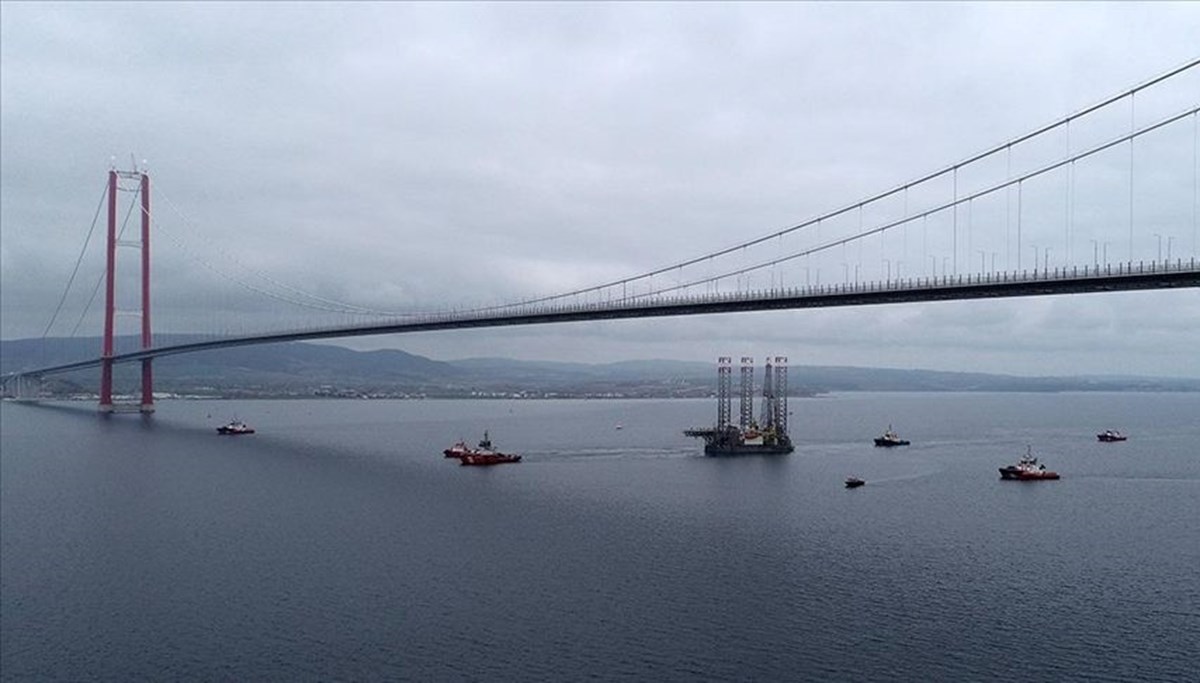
[4,60,1200,411]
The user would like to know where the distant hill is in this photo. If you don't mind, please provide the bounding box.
[3,336,1198,398]
[1,336,460,397]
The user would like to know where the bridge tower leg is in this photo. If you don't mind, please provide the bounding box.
[139,172,154,413]
[99,170,117,412]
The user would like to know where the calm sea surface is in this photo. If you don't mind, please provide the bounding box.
[2,393,1198,681]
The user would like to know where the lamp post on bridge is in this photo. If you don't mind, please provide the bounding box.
[1154,234,1174,262]
[1031,245,1051,274]
[883,258,891,282]
[977,250,986,273]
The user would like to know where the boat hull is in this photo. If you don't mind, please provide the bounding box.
[999,467,1059,481]
[460,454,522,466]
[703,443,793,456]
[217,422,254,435]
[873,438,910,447]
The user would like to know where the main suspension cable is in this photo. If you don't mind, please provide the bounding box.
[66,182,142,337]
[490,56,1200,311]
[40,181,107,338]
[621,105,1200,302]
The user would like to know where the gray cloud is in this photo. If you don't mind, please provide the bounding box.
[2,2,1198,377]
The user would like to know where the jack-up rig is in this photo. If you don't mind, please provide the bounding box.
[685,356,794,455]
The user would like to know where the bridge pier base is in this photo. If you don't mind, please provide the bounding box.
[99,357,114,412]
[140,358,154,413]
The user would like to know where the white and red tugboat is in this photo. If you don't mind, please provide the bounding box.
[999,446,1060,481]
[873,425,910,447]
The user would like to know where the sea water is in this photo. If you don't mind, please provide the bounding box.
[2,393,1198,681]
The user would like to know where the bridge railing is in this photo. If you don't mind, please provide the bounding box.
[556,256,1200,311]
[421,256,1196,323]
[400,256,1199,325]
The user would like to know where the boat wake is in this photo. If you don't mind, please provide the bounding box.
[1080,475,1200,484]
[537,447,695,462]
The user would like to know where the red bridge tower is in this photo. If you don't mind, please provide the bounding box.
[99,167,153,413]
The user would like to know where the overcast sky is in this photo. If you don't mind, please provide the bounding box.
[2,2,1199,377]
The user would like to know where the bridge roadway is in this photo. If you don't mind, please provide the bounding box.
[7,259,1200,381]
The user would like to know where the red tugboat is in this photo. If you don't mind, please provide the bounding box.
[446,431,522,466]
[1096,430,1127,442]
[999,446,1060,481]
[217,419,255,435]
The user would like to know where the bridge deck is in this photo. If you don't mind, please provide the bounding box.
[6,261,1199,381]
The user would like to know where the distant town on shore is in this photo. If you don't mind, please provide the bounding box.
[3,337,1198,401]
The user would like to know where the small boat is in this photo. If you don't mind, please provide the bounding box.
[874,425,910,447]
[217,419,255,435]
[845,477,866,489]
[1096,430,1127,442]
[999,446,1060,481]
